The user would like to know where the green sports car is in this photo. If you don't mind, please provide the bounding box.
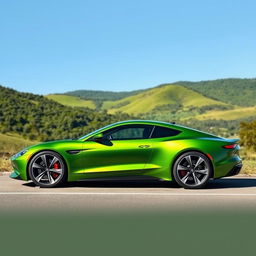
[10,120,242,189]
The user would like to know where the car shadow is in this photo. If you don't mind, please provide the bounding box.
[65,180,181,188]
[22,177,256,189]
[22,180,180,188]
[206,178,256,189]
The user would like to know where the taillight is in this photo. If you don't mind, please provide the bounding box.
[223,144,237,149]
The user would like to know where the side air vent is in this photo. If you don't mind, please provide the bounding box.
[66,150,83,155]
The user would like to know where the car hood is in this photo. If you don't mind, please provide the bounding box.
[25,139,78,151]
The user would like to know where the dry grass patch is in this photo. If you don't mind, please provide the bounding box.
[0,133,35,172]
[240,148,256,174]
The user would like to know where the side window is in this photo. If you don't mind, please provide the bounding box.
[151,126,181,138]
[103,125,154,140]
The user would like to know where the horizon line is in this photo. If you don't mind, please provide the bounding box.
[1,76,256,95]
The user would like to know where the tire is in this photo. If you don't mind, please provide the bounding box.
[29,151,67,188]
[173,151,212,189]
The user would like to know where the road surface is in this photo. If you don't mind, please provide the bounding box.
[1,174,256,212]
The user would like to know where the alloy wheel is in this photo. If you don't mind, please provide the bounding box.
[174,152,211,188]
[30,152,65,187]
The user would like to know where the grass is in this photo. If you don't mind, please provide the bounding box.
[0,133,35,172]
[102,84,227,115]
[46,94,96,109]
[241,160,256,175]
[194,106,256,121]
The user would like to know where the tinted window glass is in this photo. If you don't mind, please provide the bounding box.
[103,125,154,140]
[151,126,181,138]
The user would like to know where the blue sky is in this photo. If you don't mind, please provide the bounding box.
[0,0,255,94]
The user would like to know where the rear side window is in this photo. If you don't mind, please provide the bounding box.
[151,126,181,138]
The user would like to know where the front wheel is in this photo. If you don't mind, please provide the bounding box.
[29,151,67,188]
[173,151,212,189]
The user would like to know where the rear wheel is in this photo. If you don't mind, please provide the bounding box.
[173,151,212,189]
[29,151,67,188]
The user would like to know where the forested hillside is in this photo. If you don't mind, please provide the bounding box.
[0,85,131,141]
[64,78,256,107]
[101,84,228,115]
[51,78,255,136]
[179,78,256,106]
[2,78,256,141]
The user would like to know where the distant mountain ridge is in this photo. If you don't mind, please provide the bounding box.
[61,78,256,107]
[65,89,145,102]
[46,78,256,136]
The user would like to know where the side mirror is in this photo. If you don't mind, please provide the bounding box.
[92,133,104,141]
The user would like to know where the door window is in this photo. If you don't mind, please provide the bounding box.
[103,125,154,140]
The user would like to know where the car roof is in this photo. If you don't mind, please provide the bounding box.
[79,120,178,140]
[111,120,175,127]
[110,120,191,131]
[110,120,220,138]
[79,120,219,140]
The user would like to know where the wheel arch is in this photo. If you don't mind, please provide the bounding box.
[26,149,69,181]
[170,149,215,180]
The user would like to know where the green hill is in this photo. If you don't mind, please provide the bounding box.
[194,106,256,121]
[55,78,256,136]
[65,89,144,101]
[0,85,131,141]
[2,78,256,142]
[59,83,235,124]
[102,84,228,115]
[46,94,95,109]
[61,78,256,110]
[64,89,145,108]
[178,78,256,107]
[63,78,256,109]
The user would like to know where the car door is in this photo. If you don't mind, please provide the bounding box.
[79,124,154,176]
[143,125,182,173]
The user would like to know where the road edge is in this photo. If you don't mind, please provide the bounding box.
[1,171,256,177]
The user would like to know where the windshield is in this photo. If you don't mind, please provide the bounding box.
[78,123,115,140]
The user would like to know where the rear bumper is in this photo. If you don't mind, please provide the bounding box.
[225,163,243,177]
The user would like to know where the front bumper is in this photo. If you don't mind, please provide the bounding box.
[10,170,22,180]
[10,155,29,181]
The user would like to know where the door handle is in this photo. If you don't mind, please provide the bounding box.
[138,145,150,148]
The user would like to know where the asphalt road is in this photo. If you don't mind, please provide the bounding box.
[1,175,256,212]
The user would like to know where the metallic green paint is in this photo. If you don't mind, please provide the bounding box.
[10,120,242,183]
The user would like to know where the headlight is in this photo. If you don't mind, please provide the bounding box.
[13,149,28,158]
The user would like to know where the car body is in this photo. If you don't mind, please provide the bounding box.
[10,120,242,189]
